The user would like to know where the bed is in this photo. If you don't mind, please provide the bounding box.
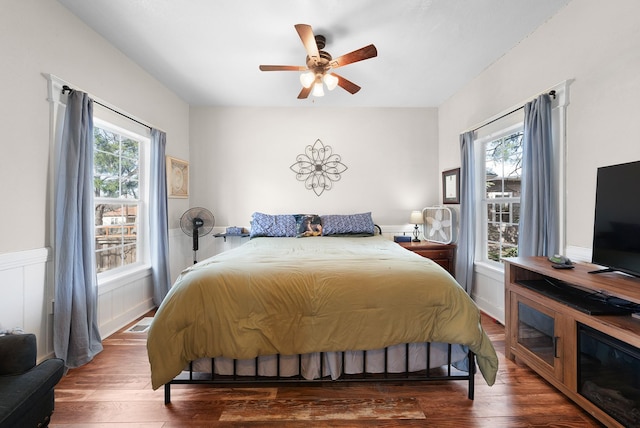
[147,213,498,403]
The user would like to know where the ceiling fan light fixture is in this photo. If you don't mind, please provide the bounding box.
[312,81,325,97]
[259,24,377,99]
[299,71,315,88]
[323,73,338,91]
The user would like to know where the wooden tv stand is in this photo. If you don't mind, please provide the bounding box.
[504,257,640,428]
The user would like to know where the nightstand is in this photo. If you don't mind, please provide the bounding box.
[398,241,456,276]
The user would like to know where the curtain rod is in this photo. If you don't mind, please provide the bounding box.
[61,85,153,131]
[469,90,556,133]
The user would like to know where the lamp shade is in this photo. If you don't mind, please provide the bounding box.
[312,82,325,97]
[299,71,315,88]
[410,210,423,225]
[323,73,339,90]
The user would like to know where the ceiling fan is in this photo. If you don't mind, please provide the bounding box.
[259,24,377,99]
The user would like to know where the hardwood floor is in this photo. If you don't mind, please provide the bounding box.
[49,313,603,427]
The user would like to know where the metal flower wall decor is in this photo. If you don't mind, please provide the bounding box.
[290,139,348,196]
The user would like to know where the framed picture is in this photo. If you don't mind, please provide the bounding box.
[166,156,189,198]
[442,168,460,204]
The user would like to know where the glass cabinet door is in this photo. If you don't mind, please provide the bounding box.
[517,301,555,364]
[511,294,563,380]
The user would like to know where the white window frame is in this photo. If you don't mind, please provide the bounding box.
[475,124,524,269]
[92,118,151,284]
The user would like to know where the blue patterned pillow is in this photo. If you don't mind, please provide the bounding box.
[249,212,297,238]
[321,212,375,236]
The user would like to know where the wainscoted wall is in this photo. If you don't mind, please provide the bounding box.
[168,227,239,284]
[0,248,52,361]
[472,265,506,324]
[0,248,156,362]
[96,269,155,340]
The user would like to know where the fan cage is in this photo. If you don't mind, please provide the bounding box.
[422,206,455,245]
[180,208,215,237]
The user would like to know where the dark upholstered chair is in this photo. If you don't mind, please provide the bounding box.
[0,334,64,428]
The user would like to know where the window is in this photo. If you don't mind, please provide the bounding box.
[93,120,148,275]
[47,75,155,287]
[482,129,523,263]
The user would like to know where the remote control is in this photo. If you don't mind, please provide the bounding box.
[552,264,575,269]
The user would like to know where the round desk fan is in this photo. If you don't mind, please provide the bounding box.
[423,206,456,244]
[180,207,215,264]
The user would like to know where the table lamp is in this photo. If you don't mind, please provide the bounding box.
[410,210,423,242]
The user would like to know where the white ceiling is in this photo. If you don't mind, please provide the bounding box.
[57,0,570,108]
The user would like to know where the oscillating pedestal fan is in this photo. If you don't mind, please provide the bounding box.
[180,207,215,264]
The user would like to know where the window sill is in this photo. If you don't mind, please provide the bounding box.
[98,264,152,294]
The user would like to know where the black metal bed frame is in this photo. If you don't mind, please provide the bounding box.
[164,343,476,404]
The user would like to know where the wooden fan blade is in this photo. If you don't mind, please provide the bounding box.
[294,24,320,66]
[330,44,378,69]
[297,86,312,99]
[331,73,361,94]
[259,65,307,71]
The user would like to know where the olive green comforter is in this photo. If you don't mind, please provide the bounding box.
[147,236,498,390]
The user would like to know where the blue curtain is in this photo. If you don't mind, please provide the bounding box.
[518,94,558,257]
[54,90,103,369]
[149,129,171,305]
[455,131,476,294]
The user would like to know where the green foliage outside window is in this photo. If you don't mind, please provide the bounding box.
[93,126,141,273]
[485,132,523,263]
[94,128,139,199]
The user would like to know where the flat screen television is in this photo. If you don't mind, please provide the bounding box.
[591,160,640,277]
